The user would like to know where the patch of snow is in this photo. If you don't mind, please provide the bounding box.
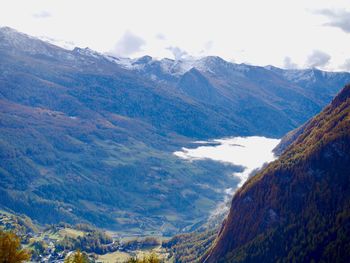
[73,47,103,59]
[37,36,75,50]
[283,69,317,82]
[0,27,73,59]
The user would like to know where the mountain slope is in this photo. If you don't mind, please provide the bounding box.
[0,27,243,233]
[117,55,350,137]
[2,27,350,138]
[203,84,350,262]
[1,26,350,234]
[0,28,237,139]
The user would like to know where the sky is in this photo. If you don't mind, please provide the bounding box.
[1,0,350,71]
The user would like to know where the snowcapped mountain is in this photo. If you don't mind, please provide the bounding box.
[3,25,344,87]
[0,26,68,57]
[1,26,350,134]
[107,55,250,79]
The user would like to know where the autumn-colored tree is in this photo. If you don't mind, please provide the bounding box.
[64,250,89,263]
[146,253,160,263]
[125,253,160,263]
[125,257,138,263]
[0,230,31,263]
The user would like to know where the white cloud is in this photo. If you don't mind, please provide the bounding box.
[305,50,331,68]
[33,10,51,19]
[315,9,350,33]
[283,57,298,69]
[166,46,188,60]
[110,31,145,57]
[155,33,166,40]
[204,41,213,51]
[340,59,350,71]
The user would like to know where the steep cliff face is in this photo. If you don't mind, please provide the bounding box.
[203,84,350,262]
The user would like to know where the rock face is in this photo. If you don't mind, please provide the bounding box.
[203,84,350,262]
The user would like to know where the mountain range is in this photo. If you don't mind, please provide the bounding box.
[1,26,350,235]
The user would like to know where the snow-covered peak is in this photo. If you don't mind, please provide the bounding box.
[0,26,65,57]
[265,65,350,84]
[73,47,103,58]
[105,56,130,67]
[0,26,37,47]
[105,56,151,70]
[0,27,252,77]
[158,58,194,75]
[283,68,347,83]
[281,68,319,83]
[156,56,228,75]
[0,26,22,37]
[134,55,153,65]
[0,26,15,34]
[37,36,75,50]
[197,56,226,66]
[106,54,248,78]
[264,65,282,72]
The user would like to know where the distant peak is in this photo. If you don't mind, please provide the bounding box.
[0,26,17,32]
[160,57,175,63]
[0,26,25,37]
[200,56,226,64]
[73,47,93,52]
[72,47,102,58]
[133,55,153,65]
[187,67,201,74]
[264,65,280,71]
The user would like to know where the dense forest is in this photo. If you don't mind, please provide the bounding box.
[203,84,350,262]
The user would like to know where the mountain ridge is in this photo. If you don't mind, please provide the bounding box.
[203,83,350,262]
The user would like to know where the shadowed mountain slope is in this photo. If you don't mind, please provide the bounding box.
[203,83,350,262]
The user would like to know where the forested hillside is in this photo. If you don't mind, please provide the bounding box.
[203,84,350,262]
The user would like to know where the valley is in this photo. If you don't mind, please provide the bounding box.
[174,136,280,222]
[0,25,350,262]
[1,28,350,235]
